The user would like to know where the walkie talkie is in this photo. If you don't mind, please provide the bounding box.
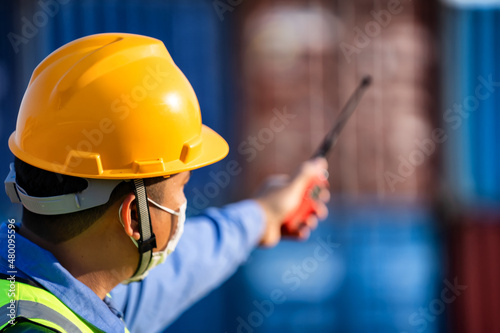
[282,76,372,233]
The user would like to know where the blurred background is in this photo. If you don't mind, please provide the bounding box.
[0,0,499,332]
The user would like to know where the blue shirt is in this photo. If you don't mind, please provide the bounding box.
[0,200,265,333]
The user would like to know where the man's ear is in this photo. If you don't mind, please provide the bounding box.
[120,193,141,241]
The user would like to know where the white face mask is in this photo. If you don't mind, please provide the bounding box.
[119,199,187,284]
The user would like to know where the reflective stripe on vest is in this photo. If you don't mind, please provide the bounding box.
[0,279,104,332]
[0,300,81,332]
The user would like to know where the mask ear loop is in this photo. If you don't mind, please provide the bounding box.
[147,198,186,253]
[147,198,180,216]
[118,203,124,225]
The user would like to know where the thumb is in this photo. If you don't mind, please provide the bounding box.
[290,157,328,194]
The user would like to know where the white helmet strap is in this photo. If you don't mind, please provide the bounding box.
[4,163,157,280]
[4,163,122,215]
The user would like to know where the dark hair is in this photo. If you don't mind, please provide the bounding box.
[14,158,165,244]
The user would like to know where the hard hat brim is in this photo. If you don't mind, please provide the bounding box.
[9,124,229,179]
[178,124,230,175]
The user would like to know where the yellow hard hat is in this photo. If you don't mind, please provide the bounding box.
[9,33,229,179]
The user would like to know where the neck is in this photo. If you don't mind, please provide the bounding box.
[50,237,127,300]
[19,216,137,300]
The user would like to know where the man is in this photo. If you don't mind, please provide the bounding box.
[0,33,329,332]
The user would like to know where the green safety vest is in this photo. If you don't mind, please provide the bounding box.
[0,278,128,332]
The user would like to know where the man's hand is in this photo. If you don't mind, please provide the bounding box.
[254,158,330,247]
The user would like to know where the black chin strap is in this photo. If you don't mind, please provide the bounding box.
[131,179,157,278]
